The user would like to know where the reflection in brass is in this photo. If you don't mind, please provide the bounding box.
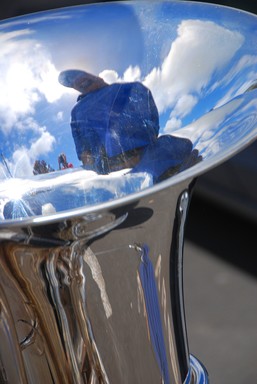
[0,181,195,383]
[0,240,110,383]
[1,1,257,383]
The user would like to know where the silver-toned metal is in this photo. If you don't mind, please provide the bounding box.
[0,181,193,383]
[1,1,257,382]
[188,355,209,384]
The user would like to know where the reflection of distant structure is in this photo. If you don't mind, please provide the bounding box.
[33,160,48,175]
[47,164,55,173]
[0,153,12,178]
[33,160,54,175]
[58,70,201,181]
[58,153,68,169]
[58,152,73,170]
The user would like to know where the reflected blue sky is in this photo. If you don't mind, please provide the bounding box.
[0,1,257,178]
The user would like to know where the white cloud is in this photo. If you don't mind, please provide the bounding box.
[0,18,246,179]
[99,69,119,84]
[164,94,197,134]
[0,29,71,133]
[99,65,141,84]
[37,60,67,103]
[144,20,244,115]
[163,117,182,133]
[0,28,72,177]
[29,129,56,158]
[212,56,257,109]
[211,55,257,94]
[11,148,34,177]
[100,20,244,134]
[10,128,56,177]
[123,66,141,82]
[172,97,243,156]
[171,94,198,119]
[2,116,55,176]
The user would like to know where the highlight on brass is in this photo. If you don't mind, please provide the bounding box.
[1,1,257,221]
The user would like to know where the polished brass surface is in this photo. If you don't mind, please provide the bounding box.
[0,180,192,383]
[1,1,257,382]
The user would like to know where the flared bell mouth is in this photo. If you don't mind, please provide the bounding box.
[1,1,257,226]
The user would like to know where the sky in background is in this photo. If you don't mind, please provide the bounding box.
[0,1,257,178]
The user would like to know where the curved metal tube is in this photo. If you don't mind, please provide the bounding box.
[0,180,194,383]
[0,1,257,382]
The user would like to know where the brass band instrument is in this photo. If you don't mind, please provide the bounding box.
[1,2,257,382]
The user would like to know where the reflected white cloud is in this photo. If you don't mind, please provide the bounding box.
[213,55,257,108]
[212,55,257,92]
[0,3,257,219]
[100,20,244,134]
[164,94,197,132]
[164,117,182,132]
[0,39,67,132]
[11,129,55,177]
[100,65,142,84]
[29,130,56,158]
[0,13,249,181]
[0,31,68,130]
[0,28,73,176]
[172,97,243,156]
[144,20,243,113]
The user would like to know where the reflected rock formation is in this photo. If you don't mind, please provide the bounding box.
[0,1,257,383]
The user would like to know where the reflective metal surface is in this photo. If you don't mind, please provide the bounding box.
[0,181,194,383]
[0,1,257,383]
[0,1,257,222]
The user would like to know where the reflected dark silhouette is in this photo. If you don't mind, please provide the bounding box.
[33,159,54,175]
[59,69,202,180]
[58,152,73,170]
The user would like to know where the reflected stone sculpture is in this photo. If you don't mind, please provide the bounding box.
[0,1,257,383]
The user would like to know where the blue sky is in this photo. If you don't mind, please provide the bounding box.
[0,1,257,178]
